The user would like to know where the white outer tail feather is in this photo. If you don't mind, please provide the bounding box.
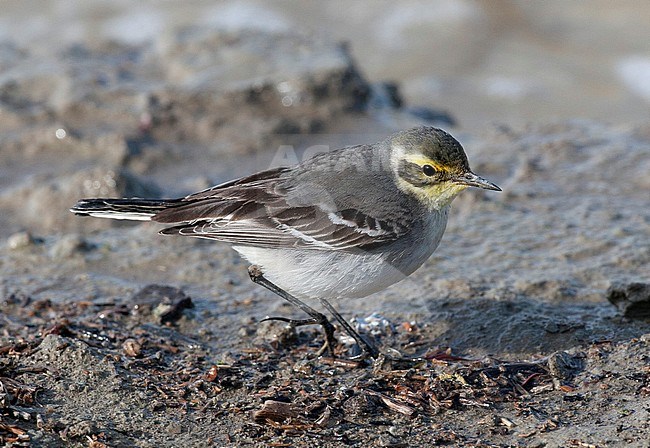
[79,211,155,221]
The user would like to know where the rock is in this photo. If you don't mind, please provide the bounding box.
[7,231,36,250]
[122,339,143,358]
[131,284,194,325]
[252,400,299,424]
[607,282,650,319]
[254,320,298,349]
[547,351,584,381]
[147,27,369,150]
[0,29,369,155]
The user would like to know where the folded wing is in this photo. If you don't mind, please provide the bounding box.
[155,167,407,251]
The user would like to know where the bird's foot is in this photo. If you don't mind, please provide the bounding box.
[260,315,337,358]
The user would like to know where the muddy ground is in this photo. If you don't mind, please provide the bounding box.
[1,20,650,448]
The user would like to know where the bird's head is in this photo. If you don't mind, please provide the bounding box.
[388,127,501,210]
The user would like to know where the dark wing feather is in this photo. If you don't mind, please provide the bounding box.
[153,162,409,251]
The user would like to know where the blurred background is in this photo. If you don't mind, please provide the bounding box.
[2,0,650,129]
[1,0,650,238]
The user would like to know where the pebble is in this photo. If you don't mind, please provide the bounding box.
[122,339,143,358]
[7,231,35,250]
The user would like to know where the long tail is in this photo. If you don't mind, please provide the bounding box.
[70,198,180,221]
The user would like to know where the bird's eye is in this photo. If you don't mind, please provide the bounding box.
[422,164,436,176]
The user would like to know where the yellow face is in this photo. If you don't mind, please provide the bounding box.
[388,127,500,209]
[394,153,469,210]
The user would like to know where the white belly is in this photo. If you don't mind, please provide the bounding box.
[233,247,409,299]
[233,208,448,300]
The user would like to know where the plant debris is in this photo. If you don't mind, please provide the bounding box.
[1,284,648,446]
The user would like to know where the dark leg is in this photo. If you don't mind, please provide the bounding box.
[248,265,337,356]
[319,298,379,359]
[248,265,380,359]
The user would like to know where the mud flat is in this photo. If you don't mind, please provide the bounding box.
[1,28,649,447]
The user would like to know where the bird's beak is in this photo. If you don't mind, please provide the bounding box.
[453,172,501,191]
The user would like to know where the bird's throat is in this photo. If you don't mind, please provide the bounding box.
[397,179,468,211]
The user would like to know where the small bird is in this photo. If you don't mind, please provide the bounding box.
[71,127,500,358]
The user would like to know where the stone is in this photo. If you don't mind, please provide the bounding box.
[607,282,650,319]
